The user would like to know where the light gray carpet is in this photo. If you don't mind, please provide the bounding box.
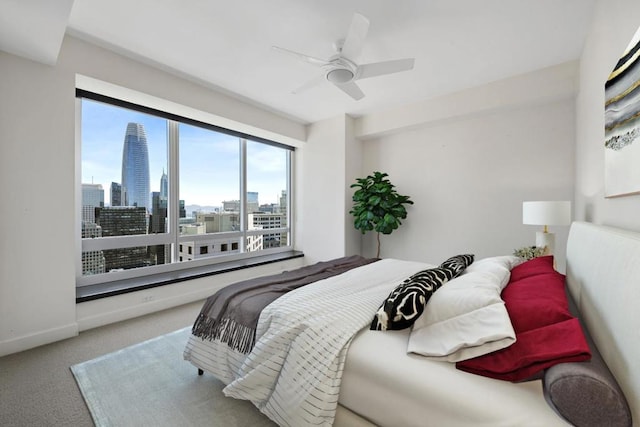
[71,327,275,427]
[1,301,204,426]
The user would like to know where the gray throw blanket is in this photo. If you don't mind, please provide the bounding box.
[191,255,378,353]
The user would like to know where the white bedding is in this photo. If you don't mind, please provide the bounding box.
[186,258,429,427]
[408,255,520,362]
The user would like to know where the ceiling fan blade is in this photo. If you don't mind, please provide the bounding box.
[340,13,369,60]
[292,74,326,94]
[357,58,415,80]
[334,80,365,101]
[272,46,329,67]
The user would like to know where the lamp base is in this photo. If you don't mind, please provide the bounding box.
[536,231,555,255]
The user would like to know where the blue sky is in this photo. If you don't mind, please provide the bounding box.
[81,99,287,207]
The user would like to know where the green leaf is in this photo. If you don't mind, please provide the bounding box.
[368,195,381,206]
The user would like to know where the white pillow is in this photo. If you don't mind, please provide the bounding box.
[407,256,522,362]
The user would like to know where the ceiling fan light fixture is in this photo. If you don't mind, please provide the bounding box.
[273,13,414,100]
[326,68,354,84]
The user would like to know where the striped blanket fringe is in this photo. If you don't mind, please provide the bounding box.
[192,314,256,354]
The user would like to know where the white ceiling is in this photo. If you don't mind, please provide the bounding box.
[0,0,74,65]
[2,1,597,124]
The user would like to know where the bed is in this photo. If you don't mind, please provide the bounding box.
[183,221,638,426]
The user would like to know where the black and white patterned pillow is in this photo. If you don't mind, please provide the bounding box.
[440,254,475,274]
[370,254,474,331]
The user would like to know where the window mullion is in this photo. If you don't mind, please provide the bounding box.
[239,138,247,253]
[167,121,180,262]
[286,149,292,246]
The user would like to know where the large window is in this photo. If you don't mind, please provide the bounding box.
[77,91,293,287]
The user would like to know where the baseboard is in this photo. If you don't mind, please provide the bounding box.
[0,322,79,357]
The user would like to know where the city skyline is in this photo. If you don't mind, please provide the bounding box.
[81,99,287,208]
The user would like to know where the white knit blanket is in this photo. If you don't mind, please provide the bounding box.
[222,258,429,427]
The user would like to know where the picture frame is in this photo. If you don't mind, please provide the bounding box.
[604,27,640,197]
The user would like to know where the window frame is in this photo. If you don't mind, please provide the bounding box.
[76,89,294,288]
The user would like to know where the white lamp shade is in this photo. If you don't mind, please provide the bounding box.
[522,201,571,226]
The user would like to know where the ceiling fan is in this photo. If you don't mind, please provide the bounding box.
[272,13,415,101]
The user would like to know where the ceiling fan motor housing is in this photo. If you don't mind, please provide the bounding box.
[325,56,358,84]
[326,67,354,84]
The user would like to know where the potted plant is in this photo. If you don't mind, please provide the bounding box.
[349,171,413,258]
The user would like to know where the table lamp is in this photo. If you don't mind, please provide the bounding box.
[522,201,571,255]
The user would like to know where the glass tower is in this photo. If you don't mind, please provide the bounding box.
[110,182,123,206]
[160,169,168,201]
[121,122,150,212]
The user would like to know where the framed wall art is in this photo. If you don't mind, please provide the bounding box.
[604,27,640,197]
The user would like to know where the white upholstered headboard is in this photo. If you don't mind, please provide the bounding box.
[566,222,640,424]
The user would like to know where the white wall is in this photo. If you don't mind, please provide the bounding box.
[575,0,640,231]
[0,35,306,356]
[299,115,362,263]
[358,66,576,269]
[0,49,78,356]
[344,116,363,257]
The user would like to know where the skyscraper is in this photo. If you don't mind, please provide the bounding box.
[160,169,168,201]
[81,183,104,223]
[95,206,149,271]
[82,183,104,207]
[110,182,124,207]
[149,191,169,265]
[247,191,258,204]
[121,122,150,212]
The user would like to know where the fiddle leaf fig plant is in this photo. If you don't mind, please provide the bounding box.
[349,171,413,258]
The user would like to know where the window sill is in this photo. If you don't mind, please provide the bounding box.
[76,250,304,303]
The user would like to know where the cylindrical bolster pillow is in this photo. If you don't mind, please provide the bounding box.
[543,348,632,427]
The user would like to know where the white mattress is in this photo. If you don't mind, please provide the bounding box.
[339,327,570,427]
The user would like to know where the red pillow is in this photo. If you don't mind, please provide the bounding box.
[508,255,554,282]
[501,263,571,332]
[456,256,590,381]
